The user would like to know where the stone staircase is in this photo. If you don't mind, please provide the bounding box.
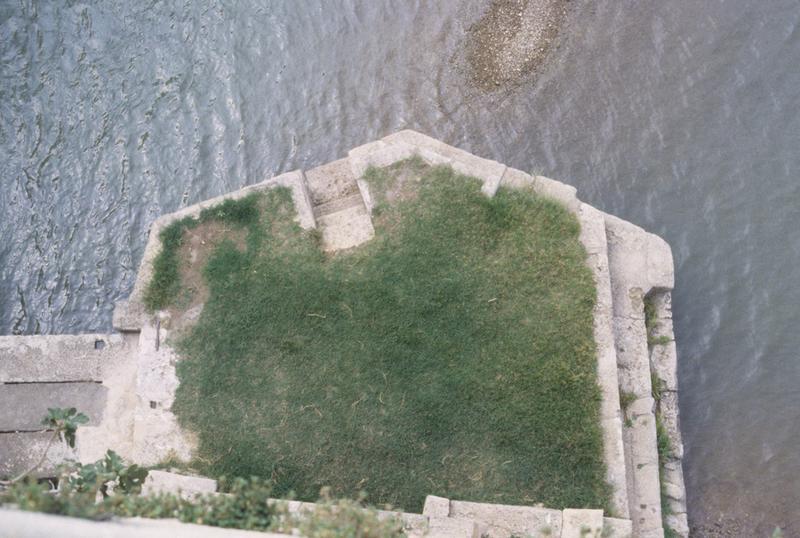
[304,158,374,252]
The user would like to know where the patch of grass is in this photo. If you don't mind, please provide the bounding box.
[171,163,608,512]
[651,373,664,402]
[619,390,636,413]
[143,195,263,311]
[648,335,671,346]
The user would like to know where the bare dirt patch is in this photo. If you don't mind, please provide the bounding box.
[165,222,247,336]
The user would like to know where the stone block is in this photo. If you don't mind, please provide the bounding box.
[601,416,629,518]
[0,334,123,382]
[423,495,450,518]
[499,167,534,191]
[646,233,674,291]
[649,341,678,392]
[561,508,603,538]
[427,516,480,538]
[533,175,580,213]
[603,517,633,538]
[316,204,375,252]
[142,470,217,499]
[658,392,684,460]
[448,500,562,538]
[0,431,77,478]
[113,300,144,332]
[383,130,506,197]
[665,513,689,538]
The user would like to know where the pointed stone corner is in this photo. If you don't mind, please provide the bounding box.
[423,495,451,518]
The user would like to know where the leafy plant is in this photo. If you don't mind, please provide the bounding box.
[0,407,88,485]
[64,450,148,497]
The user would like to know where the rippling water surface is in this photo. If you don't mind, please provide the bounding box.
[1,1,798,534]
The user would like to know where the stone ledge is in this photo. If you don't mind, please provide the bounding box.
[142,470,218,499]
[0,333,125,382]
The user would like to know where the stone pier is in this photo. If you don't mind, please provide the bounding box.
[0,131,686,537]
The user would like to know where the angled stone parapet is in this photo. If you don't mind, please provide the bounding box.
[381,130,506,197]
[118,170,315,333]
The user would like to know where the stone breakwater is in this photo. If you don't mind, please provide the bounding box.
[0,131,686,538]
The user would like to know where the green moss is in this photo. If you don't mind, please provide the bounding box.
[170,163,609,512]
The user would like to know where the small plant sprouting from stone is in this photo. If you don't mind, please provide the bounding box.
[0,407,88,486]
[651,373,664,402]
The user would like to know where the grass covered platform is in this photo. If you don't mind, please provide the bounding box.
[155,160,608,512]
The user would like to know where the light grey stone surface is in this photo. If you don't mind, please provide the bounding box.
[348,139,416,179]
[142,470,217,499]
[577,202,629,518]
[427,516,480,538]
[305,158,360,206]
[498,167,535,191]
[423,495,451,518]
[0,431,77,477]
[0,508,283,538]
[533,175,579,213]
[603,517,633,538]
[448,500,562,538]
[316,204,375,251]
[561,508,603,538]
[0,382,106,430]
[0,334,124,382]
[382,130,506,197]
[132,319,196,465]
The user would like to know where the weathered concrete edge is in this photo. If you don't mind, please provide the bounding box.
[603,212,686,537]
[0,508,284,538]
[113,170,316,332]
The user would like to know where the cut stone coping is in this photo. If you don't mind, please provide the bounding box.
[0,130,687,537]
[142,470,218,500]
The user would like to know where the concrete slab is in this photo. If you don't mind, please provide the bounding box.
[0,334,125,382]
[448,500,562,538]
[561,508,603,538]
[0,431,77,478]
[0,382,106,431]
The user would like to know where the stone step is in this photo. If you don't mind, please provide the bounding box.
[315,204,375,252]
[312,193,364,219]
[304,158,359,206]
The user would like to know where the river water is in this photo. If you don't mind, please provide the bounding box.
[1,1,798,534]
